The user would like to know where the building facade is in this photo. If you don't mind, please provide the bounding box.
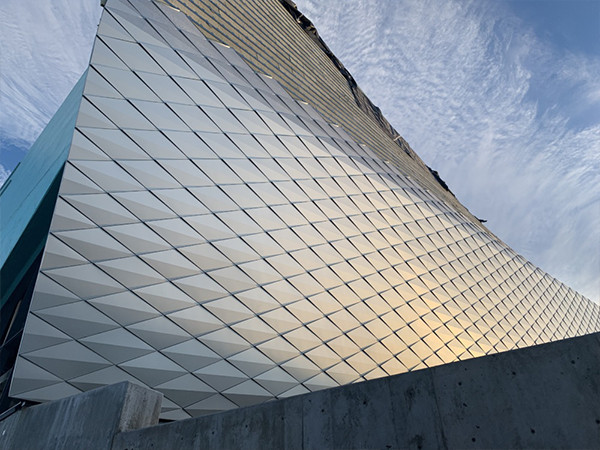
[1,0,599,420]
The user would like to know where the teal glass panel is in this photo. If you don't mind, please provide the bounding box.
[0,71,88,306]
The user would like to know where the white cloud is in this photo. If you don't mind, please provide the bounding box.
[0,163,10,188]
[0,0,101,146]
[297,0,600,300]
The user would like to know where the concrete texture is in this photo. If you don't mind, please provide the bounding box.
[0,382,161,450]
[114,332,600,449]
[1,333,598,449]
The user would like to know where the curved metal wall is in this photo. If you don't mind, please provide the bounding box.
[9,0,600,420]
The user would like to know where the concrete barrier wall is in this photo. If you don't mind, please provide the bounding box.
[114,332,600,449]
[2,334,599,449]
[0,382,161,450]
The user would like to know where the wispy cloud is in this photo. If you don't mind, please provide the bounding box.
[297,0,600,300]
[0,0,101,167]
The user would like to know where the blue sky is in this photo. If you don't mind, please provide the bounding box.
[507,0,599,56]
[1,0,598,300]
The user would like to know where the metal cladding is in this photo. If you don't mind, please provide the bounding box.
[7,0,600,420]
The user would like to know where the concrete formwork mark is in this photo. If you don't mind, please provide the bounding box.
[113,332,600,449]
[0,382,162,450]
